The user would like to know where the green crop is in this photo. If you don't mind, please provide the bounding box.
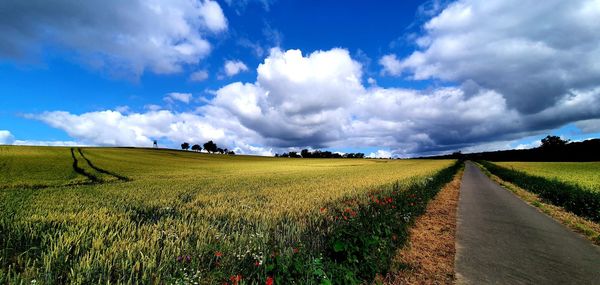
[493,161,600,191]
[0,146,455,284]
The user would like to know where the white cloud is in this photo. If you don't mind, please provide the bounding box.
[33,110,226,147]
[164,92,193,104]
[189,69,209,82]
[367,150,392,158]
[384,0,600,114]
[144,104,163,111]
[115,105,130,113]
[576,119,600,134]
[199,0,228,32]
[0,130,84,146]
[223,60,249,77]
[13,140,86,147]
[0,0,228,76]
[0,130,15,145]
[31,46,600,156]
[379,54,402,76]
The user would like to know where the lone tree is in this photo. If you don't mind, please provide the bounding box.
[541,135,569,150]
[181,142,190,150]
[203,140,218,153]
[191,144,202,152]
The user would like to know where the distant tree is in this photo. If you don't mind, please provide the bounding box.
[227,150,235,155]
[203,140,218,153]
[541,135,569,149]
[191,144,201,152]
[310,149,323,158]
[181,142,190,150]
[281,153,289,157]
[289,151,301,158]
[275,153,280,157]
[452,151,464,160]
[217,148,224,154]
[301,149,311,158]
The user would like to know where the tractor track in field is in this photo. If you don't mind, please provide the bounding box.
[69,148,131,184]
[70,148,101,183]
[77,148,130,181]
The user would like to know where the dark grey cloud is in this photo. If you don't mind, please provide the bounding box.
[0,0,227,75]
[382,0,600,114]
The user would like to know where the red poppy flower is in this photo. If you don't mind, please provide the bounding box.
[266,276,274,285]
[215,251,223,258]
[293,247,299,254]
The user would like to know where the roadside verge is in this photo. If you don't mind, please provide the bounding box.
[380,166,464,284]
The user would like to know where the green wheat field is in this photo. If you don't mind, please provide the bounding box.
[493,161,600,191]
[0,146,456,284]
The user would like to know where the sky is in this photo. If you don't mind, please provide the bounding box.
[1,0,600,158]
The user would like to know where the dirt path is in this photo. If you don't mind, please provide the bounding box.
[455,161,600,284]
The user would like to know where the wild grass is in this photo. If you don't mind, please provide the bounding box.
[0,146,455,284]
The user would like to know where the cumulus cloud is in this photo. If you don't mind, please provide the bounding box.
[0,130,83,146]
[0,130,15,145]
[189,70,209,82]
[31,44,600,156]
[33,110,227,147]
[576,119,600,134]
[164,92,193,104]
[367,150,392,158]
[223,60,249,77]
[0,0,227,76]
[12,140,86,147]
[207,48,363,147]
[384,0,600,114]
[379,54,402,76]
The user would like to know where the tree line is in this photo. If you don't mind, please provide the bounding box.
[180,140,235,155]
[425,135,600,162]
[275,149,365,159]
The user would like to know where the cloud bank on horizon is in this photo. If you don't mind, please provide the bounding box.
[1,0,600,157]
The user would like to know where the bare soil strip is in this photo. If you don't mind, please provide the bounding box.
[380,168,464,284]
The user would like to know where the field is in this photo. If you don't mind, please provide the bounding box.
[0,146,457,284]
[480,161,600,222]
[493,162,600,191]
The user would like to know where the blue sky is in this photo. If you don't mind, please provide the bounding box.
[1,0,599,157]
